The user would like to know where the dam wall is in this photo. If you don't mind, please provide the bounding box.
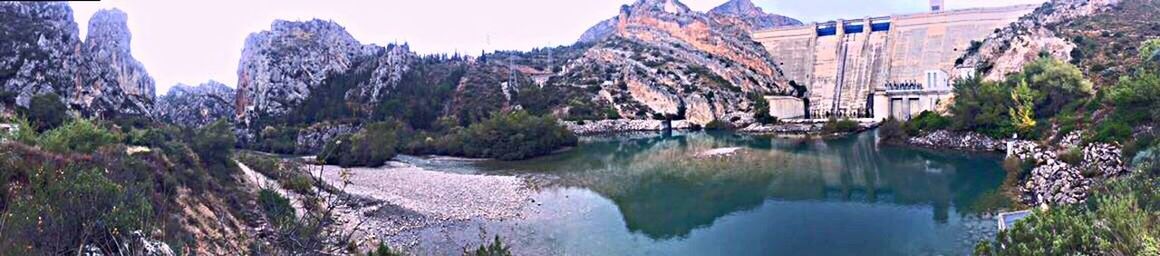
[752,5,1037,119]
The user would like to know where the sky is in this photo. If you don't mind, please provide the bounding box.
[68,0,1046,94]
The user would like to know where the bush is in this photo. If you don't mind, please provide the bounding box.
[366,242,406,256]
[2,167,153,255]
[1010,57,1093,118]
[258,189,296,227]
[950,76,1016,138]
[1092,119,1132,144]
[418,110,577,161]
[821,118,859,134]
[191,119,236,175]
[975,176,1160,256]
[748,93,778,125]
[902,111,950,135]
[1060,147,1083,165]
[703,119,733,130]
[465,236,513,256]
[1107,71,1160,126]
[38,119,122,154]
[878,117,907,143]
[23,93,68,132]
[319,121,406,167]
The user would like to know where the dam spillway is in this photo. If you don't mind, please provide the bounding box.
[753,4,1038,119]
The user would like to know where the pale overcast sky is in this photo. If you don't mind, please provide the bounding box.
[68,0,1045,94]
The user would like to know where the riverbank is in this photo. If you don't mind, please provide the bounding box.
[310,161,536,248]
[563,118,878,137]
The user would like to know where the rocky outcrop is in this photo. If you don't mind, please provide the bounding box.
[577,18,618,44]
[560,0,787,126]
[907,130,1010,152]
[235,19,376,126]
[0,4,156,117]
[156,81,235,128]
[1008,139,1129,206]
[707,0,802,31]
[295,122,359,154]
[74,8,155,117]
[0,2,80,108]
[960,0,1120,82]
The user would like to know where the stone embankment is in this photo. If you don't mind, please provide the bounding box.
[906,130,1009,152]
[908,130,1129,206]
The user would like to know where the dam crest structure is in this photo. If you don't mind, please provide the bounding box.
[752,4,1038,120]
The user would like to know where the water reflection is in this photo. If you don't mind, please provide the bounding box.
[477,131,1005,240]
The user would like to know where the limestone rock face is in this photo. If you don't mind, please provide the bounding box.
[348,43,417,104]
[707,0,802,31]
[75,8,156,117]
[961,0,1119,81]
[0,2,81,108]
[577,18,618,44]
[0,4,156,117]
[156,81,235,128]
[235,19,374,125]
[563,0,787,126]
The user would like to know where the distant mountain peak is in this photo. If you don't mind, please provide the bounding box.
[708,0,802,31]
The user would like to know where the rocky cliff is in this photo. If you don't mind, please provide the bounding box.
[0,3,156,117]
[960,0,1135,85]
[234,19,377,126]
[156,81,235,128]
[559,0,788,125]
[707,0,802,31]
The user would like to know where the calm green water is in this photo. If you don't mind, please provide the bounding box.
[400,131,1007,255]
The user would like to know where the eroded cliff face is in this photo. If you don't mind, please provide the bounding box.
[157,81,235,128]
[559,0,787,125]
[707,0,802,31]
[234,19,375,125]
[75,8,156,117]
[0,2,80,108]
[960,0,1120,82]
[0,3,156,117]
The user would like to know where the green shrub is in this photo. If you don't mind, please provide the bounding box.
[902,111,950,135]
[703,119,733,130]
[949,76,1016,138]
[0,115,38,145]
[281,175,314,195]
[418,110,577,161]
[38,119,122,154]
[319,121,405,167]
[1107,71,1160,127]
[3,167,153,255]
[366,242,406,256]
[465,236,512,256]
[976,176,1160,256]
[748,93,778,125]
[258,189,296,227]
[191,119,236,176]
[878,117,907,143]
[23,93,68,132]
[1009,57,1093,118]
[1060,147,1084,166]
[1092,119,1132,143]
[821,118,859,134]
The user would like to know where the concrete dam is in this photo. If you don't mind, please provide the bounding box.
[752,4,1038,120]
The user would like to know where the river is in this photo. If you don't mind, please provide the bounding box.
[386,131,1006,255]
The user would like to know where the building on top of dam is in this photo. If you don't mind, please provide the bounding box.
[753,3,1038,120]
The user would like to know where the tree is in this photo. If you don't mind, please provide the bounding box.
[24,93,68,132]
[1009,79,1038,135]
[878,117,907,144]
[748,93,777,125]
[1140,39,1160,61]
[949,76,1015,138]
[191,119,236,175]
[1012,57,1093,118]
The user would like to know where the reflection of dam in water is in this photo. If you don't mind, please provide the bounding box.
[753,4,1037,120]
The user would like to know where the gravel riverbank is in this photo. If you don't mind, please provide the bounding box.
[312,161,535,240]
